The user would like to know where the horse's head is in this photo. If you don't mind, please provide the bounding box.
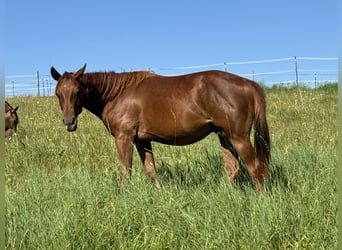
[51,64,86,132]
[5,101,19,138]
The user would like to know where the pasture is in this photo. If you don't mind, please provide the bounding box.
[5,84,337,249]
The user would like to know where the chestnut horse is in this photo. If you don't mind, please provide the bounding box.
[5,101,19,138]
[51,64,270,193]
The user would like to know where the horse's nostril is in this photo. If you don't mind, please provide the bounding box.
[63,116,76,125]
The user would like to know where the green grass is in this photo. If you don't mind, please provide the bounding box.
[5,84,337,249]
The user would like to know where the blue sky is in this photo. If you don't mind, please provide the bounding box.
[5,0,338,81]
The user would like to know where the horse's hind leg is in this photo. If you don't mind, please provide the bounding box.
[232,136,269,194]
[218,133,240,182]
[136,139,161,188]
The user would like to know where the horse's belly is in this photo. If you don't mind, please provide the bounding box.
[138,122,214,145]
[153,133,211,145]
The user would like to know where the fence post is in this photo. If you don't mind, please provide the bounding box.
[36,71,40,96]
[294,56,299,86]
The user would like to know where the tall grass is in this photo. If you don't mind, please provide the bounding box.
[5,84,337,249]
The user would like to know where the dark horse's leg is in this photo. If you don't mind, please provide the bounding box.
[218,133,240,182]
[136,139,161,188]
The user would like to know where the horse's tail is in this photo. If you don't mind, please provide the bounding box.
[254,86,271,168]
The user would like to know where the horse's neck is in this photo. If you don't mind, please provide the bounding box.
[83,87,105,119]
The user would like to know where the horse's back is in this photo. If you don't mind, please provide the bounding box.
[132,70,260,121]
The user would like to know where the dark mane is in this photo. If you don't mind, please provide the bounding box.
[81,71,156,100]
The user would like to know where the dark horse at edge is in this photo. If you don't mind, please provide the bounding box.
[51,64,270,193]
[5,101,19,138]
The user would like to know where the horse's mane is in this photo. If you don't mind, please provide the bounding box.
[81,70,156,100]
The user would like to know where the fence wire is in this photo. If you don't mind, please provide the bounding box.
[5,56,338,97]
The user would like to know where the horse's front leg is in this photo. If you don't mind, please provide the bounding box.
[136,139,161,188]
[114,133,134,185]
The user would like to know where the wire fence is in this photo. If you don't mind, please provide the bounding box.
[5,56,338,97]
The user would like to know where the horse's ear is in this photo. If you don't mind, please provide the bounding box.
[73,64,87,79]
[51,67,61,81]
[12,106,19,113]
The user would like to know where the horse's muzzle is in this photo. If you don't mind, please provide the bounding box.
[63,116,77,132]
[5,128,17,138]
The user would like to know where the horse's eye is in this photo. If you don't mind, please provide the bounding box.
[76,90,82,97]
[56,92,61,98]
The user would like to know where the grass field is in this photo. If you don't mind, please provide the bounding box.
[5,84,337,249]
